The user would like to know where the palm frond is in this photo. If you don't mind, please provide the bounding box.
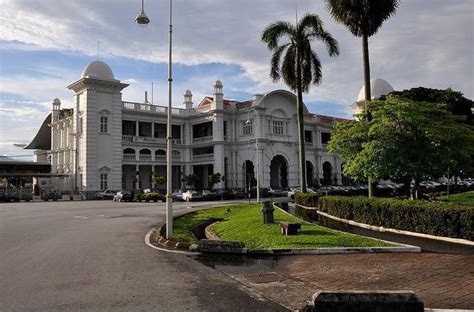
[310,50,322,85]
[270,43,290,82]
[261,21,295,50]
[281,46,297,91]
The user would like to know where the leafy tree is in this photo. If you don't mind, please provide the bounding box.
[261,13,339,192]
[152,176,166,187]
[208,173,221,189]
[329,96,474,199]
[184,174,201,190]
[325,0,400,197]
[388,87,473,125]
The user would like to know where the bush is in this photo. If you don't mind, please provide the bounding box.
[143,192,166,202]
[296,195,473,240]
[295,192,321,207]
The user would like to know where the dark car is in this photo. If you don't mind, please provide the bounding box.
[201,190,220,201]
[113,191,133,202]
[215,189,235,200]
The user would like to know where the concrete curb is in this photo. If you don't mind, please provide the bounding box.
[144,226,200,256]
[295,204,474,246]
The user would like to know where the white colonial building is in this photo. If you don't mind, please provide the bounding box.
[27,60,353,197]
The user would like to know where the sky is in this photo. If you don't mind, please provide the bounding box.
[0,0,473,158]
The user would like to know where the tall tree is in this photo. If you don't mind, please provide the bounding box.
[328,96,474,199]
[325,0,400,197]
[261,14,339,192]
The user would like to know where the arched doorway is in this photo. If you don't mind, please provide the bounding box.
[306,161,314,187]
[242,160,255,191]
[270,155,288,189]
[322,161,333,186]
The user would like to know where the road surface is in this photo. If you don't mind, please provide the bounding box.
[0,200,286,311]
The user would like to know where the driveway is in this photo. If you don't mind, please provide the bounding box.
[0,200,286,312]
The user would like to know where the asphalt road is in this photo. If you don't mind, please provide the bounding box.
[0,200,287,312]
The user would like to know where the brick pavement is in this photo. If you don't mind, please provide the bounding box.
[276,253,474,309]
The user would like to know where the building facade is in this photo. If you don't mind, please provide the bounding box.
[28,60,349,197]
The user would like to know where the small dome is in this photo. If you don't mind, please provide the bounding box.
[214,80,223,87]
[185,90,192,95]
[53,98,61,105]
[357,78,394,101]
[81,60,115,80]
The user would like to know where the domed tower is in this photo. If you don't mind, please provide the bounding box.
[67,60,129,196]
[352,78,394,116]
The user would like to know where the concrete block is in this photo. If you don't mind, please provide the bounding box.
[62,195,71,201]
[312,290,424,312]
[32,196,42,202]
[72,195,82,201]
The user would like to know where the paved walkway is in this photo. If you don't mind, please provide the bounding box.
[278,253,474,309]
[213,252,474,310]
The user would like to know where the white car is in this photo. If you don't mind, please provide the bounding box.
[181,190,202,202]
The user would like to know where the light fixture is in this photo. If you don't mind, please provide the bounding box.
[135,0,150,27]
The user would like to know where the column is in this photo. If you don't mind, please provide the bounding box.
[135,121,139,137]
[135,164,140,189]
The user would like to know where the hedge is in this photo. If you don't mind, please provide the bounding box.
[296,195,473,240]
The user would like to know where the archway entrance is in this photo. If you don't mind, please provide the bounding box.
[306,161,314,187]
[270,155,288,189]
[322,161,333,186]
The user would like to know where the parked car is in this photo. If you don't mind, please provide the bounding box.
[113,191,133,202]
[143,192,166,202]
[201,190,220,201]
[172,189,184,201]
[97,190,117,200]
[182,190,203,202]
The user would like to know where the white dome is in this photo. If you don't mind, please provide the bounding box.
[81,60,115,80]
[357,78,394,101]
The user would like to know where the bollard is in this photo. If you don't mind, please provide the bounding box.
[261,201,274,224]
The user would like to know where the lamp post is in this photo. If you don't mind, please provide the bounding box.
[135,0,174,239]
[246,108,260,202]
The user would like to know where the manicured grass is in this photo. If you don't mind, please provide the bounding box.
[173,204,392,249]
[440,191,474,206]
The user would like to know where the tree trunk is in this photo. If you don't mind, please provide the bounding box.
[296,46,307,193]
[362,34,375,198]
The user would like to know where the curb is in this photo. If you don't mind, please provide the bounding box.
[295,204,474,246]
[144,226,200,256]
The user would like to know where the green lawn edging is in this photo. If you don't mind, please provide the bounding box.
[295,195,474,241]
[173,204,394,250]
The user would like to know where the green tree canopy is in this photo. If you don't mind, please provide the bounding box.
[329,96,474,198]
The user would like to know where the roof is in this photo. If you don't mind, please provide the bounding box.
[81,60,115,80]
[357,78,394,102]
[24,113,52,150]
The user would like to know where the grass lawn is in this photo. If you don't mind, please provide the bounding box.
[173,204,393,249]
[440,191,474,206]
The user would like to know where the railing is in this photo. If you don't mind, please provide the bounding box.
[139,155,152,161]
[193,153,214,161]
[192,135,213,144]
[123,101,187,115]
[122,135,181,145]
[123,154,136,161]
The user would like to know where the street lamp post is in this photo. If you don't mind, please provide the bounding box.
[135,0,174,239]
[246,108,260,202]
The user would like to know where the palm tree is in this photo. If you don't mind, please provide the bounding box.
[325,0,399,197]
[261,14,339,192]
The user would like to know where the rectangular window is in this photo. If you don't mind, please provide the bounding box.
[273,121,284,135]
[192,146,214,156]
[242,120,253,135]
[321,132,331,144]
[100,116,108,133]
[100,173,108,190]
[305,130,313,143]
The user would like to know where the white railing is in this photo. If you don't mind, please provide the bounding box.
[139,155,152,161]
[123,154,136,161]
[122,135,181,145]
[192,135,213,144]
[122,101,187,115]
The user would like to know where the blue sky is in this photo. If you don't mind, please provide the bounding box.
[1,0,473,157]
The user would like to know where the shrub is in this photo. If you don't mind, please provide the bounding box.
[143,192,166,202]
[295,192,321,207]
[296,195,473,240]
